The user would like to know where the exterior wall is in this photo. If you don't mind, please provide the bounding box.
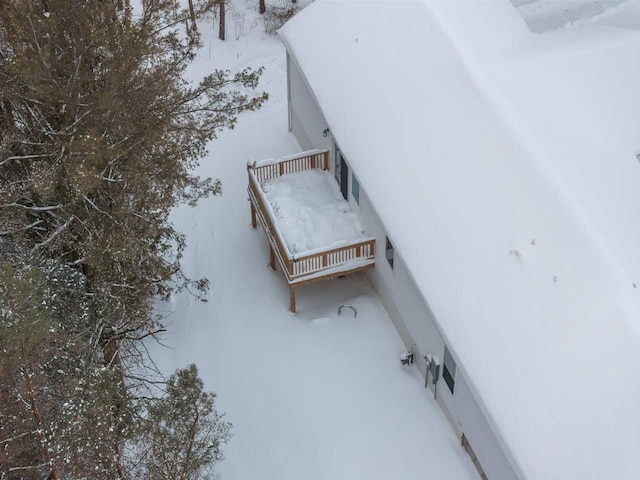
[287,54,331,153]
[358,195,458,425]
[287,53,516,480]
[455,377,517,480]
[360,179,516,480]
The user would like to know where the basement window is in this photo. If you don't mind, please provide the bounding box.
[443,345,457,395]
[385,236,394,269]
[352,174,360,205]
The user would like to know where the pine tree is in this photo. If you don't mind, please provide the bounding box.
[0,255,232,479]
[0,0,263,476]
[132,365,232,480]
[0,0,266,403]
[0,252,128,480]
[0,0,266,331]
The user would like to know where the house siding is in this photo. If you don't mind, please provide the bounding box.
[359,188,457,432]
[287,53,331,153]
[456,377,518,480]
[359,179,516,480]
[287,51,516,480]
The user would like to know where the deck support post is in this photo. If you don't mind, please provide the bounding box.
[250,202,257,228]
[289,286,296,314]
[269,245,276,271]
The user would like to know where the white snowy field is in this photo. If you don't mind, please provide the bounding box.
[148,3,478,479]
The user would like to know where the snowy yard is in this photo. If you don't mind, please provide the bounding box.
[147,3,478,478]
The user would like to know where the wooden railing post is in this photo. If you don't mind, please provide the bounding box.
[250,202,257,228]
[269,246,276,271]
[289,286,296,314]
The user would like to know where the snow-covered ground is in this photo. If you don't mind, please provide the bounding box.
[149,2,478,478]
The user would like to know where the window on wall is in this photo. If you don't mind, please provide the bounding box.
[443,346,457,394]
[385,237,394,269]
[352,174,360,204]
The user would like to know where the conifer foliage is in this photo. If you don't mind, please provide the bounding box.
[0,0,264,477]
[133,365,232,480]
[0,251,128,480]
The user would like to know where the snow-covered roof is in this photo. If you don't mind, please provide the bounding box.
[514,0,639,32]
[279,1,640,478]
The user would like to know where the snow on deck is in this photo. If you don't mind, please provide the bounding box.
[261,169,368,255]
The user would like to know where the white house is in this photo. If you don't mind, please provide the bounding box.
[278,1,640,479]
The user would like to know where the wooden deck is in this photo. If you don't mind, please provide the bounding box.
[248,149,375,313]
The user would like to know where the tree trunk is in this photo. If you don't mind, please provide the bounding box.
[21,366,58,480]
[188,0,196,29]
[259,0,265,14]
[218,0,225,40]
[100,331,127,479]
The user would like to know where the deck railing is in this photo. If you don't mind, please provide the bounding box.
[247,179,291,274]
[252,149,329,184]
[290,239,375,281]
[248,149,375,288]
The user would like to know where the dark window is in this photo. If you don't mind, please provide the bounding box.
[443,345,457,394]
[352,174,360,204]
[340,157,348,200]
[335,148,348,200]
[385,237,394,269]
